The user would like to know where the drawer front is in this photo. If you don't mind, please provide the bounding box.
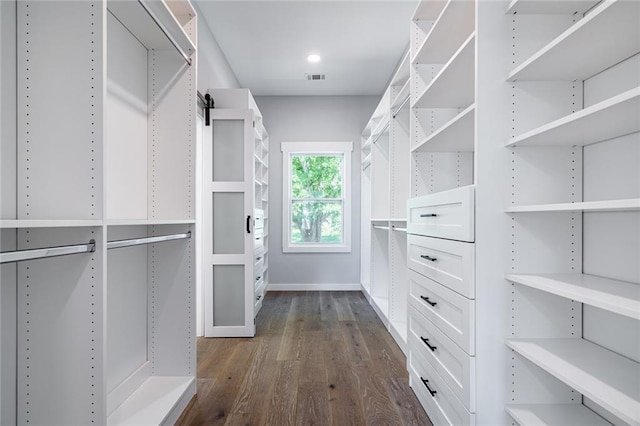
[254,209,264,230]
[255,256,265,276]
[409,304,476,412]
[408,269,475,355]
[408,234,475,298]
[408,347,475,426]
[254,235,264,251]
[407,186,474,242]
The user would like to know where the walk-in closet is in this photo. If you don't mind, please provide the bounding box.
[1,0,638,425]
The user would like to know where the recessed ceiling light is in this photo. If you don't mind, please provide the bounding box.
[307,54,321,63]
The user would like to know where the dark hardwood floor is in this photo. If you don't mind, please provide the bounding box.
[176,291,432,426]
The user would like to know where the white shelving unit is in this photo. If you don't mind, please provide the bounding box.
[360,50,411,353]
[203,88,269,337]
[506,338,640,425]
[0,1,198,424]
[498,0,640,425]
[407,2,478,422]
[506,273,640,321]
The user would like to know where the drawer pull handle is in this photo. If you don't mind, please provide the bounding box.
[420,255,437,262]
[420,213,438,217]
[420,377,437,397]
[420,295,437,306]
[420,336,437,352]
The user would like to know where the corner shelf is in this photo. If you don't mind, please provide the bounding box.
[506,404,609,426]
[413,32,475,108]
[507,0,640,81]
[506,87,640,147]
[506,198,640,213]
[413,0,475,64]
[413,104,475,152]
[506,338,640,426]
[506,273,640,320]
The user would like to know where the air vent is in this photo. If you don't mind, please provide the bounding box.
[306,73,326,81]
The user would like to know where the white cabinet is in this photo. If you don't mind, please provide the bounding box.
[361,51,411,353]
[407,1,477,420]
[203,88,269,337]
[1,1,197,424]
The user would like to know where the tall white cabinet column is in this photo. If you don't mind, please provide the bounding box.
[404,0,640,425]
[361,51,411,353]
[1,1,198,424]
[203,88,269,338]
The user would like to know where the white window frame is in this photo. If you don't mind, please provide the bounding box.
[281,141,352,253]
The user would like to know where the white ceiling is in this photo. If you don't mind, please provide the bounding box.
[195,1,417,96]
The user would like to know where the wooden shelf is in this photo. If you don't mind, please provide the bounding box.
[508,0,640,81]
[391,79,410,111]
[507,87,640,147]
[506,273,640,320]
[506,0,601,15]
[506,404,609,426]
[414,104,475,152]
[506,198,640,213]
[371,295,390,325]
[107,376,195,425]
[390,51,410,87]
[413,32,475,109]
[106,219,195,226]
[506,338,640,426]
[413,0,475,64]
[108,0,196,62]
[0,220,103,229]
[412,0,447,21]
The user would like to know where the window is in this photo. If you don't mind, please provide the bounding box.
[281,142,352,253]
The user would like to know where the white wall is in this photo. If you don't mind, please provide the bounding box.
[255,95,379,289]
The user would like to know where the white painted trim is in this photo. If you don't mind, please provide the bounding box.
[281,141,353,253]
[267,283,362,291]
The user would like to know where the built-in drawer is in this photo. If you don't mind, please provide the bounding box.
[409,345,475,426]
[255,255,264,276]
[408,269,475,355]
[408,234,475,299]
[409,304,476,412]
[254,235,264,251]
[407,186,474,242]
[254,209,264,230]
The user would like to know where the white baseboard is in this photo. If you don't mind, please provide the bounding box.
[267,283,362,291]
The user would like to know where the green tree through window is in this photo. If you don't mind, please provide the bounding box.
[290,154,344,243]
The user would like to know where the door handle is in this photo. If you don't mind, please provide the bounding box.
[247,215,252,234]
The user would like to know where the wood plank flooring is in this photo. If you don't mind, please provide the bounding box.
[176,291,432,426]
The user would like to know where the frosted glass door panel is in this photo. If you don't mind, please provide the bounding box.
[213,120,244,182]
[213,193,244,254]
[213,265,245,326]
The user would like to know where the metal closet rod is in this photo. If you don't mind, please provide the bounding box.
[392,95,410,119]
[372,225,390,230]
[138,0,192,66]
[0,240,96,264]
[371,122,390,145]
[107,231,191,250]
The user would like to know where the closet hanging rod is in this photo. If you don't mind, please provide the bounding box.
[392,95,410,119]
[371,122,390,145]
[0,241,96,264]
[138,1,192,66]
[392,227,408,232]
[372,225,390,230]
[107,231,191,250]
